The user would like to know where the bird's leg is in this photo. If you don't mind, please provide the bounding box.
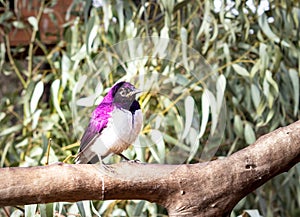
[118,153,130,161]
[97,154,113,173]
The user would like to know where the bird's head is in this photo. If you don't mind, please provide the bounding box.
[110,81,141,109]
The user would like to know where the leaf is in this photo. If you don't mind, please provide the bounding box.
[180,27,189,69]
[238,209,263,217]
[198,89,210,138]
[39,203,53,217]
[10,209,23,217]
[0,124,22,137]
[102,0,112,32]
[182,96,195,139]
[116,0,124,31]
[25,204,37,217]
[251,84,261,109]
[133,201,145,217]
[30,81,44,114]
[0,112,6,122]
[258,13,290,47]
[288,69,299,116]
[28,16,38,31]
[244,123,256,145]
[232,64,250,77]
[86,16,98,53]
[216,74,226,112]
[61,54,71,89]
[187,128,200,163]
[51,79,67,125]
[234,115,244,138]
[32,109,42,130]
[150,130,165,163]
[265,70,278,94]
[206,89,218,134]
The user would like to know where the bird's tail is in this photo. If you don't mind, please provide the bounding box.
[74,151,101,164]
[74,151,92,164]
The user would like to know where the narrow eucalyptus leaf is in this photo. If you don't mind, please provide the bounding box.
[182,96,195,139]
[30,81,44,114]
[232,64,250,77]
[288,69,299,116]
[244,123,256,145]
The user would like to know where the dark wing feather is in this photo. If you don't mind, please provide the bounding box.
[79,123,99,152]
[79,118,108,152]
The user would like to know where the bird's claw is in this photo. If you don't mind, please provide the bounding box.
[128,159,142,163]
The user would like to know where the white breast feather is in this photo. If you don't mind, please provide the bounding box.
[90,108,143,158]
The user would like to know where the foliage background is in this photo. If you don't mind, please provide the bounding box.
[0,0,299,216]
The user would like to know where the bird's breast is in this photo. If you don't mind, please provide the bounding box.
[91,108,143,156]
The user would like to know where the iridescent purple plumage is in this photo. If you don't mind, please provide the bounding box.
[75,81,143,164]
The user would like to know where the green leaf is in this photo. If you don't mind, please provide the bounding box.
[265,70,278,94]
[116,0,124,31]
[25,204,37,217]
[0,124,22,137]
[244,123,256,145]
[30,81,44,114]
[232,64,250,77]
[288,69,299,116]
[39,203,54,217]
[234,115,243,138]
[86,16,97,54]
[133,201,145,217]
[251,84,261,109]
[258,13,290,47]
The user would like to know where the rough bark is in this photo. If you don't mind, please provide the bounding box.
[0,121,299,216]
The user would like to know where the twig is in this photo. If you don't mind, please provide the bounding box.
[27,0,46,83]
[4,35,26,87]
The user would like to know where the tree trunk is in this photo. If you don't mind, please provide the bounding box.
[0,121,299,216]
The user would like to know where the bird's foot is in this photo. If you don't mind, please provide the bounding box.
[128,159,143,164]
[98,163,115,174]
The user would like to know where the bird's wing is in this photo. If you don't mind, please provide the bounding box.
[79,118,107,152]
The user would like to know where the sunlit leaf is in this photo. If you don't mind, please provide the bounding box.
[182,96,194,139]
[51,79,67,125]
[28,16,38,31]
[232,64,250,77]
[30,81,44,114]
[198,89,210,138]
[216,74,226,112]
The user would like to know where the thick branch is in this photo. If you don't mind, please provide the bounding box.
[0,121,299,216]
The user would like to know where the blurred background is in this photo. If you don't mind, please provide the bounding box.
[0,0,299,216]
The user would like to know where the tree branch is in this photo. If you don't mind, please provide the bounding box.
[1,121,299,216]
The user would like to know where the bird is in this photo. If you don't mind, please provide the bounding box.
[74,81,143,164]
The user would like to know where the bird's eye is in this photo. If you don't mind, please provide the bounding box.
[119,88,127,97]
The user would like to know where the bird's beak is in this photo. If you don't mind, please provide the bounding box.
[129,88,142,96]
